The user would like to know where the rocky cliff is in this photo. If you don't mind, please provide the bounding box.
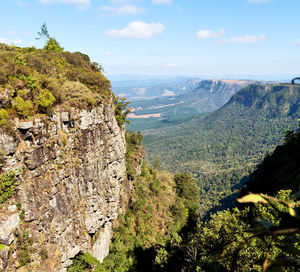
[0,101,129,271]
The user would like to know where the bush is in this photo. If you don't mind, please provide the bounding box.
[113,95,130,126]
[18,74,38,90]
[61,80,98,108]
[40,247,48,260]
[44,37,64,52]
[34,89,56,113]
[0,108,8,125]
[13,96,33,118]
[67,253,101,272]
[18,249,31,266]
[0,169,21,204]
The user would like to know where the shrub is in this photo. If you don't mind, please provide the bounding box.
[61,80,98,108]
[113,95,130,126]
[74,51,90,63]
[13,96,33,118]
[0,108,8,125]
[34,89,56,113]
[40,247,48,260]
[18,74,38,90]
[44,37,64,52]
[0,169,21,204]
[67,253,101,272]
[15,229,33,267]
[17,249,31,266]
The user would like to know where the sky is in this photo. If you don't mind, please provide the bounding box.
[1,0,300,78]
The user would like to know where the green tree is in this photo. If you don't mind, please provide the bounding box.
[36,23,50,41]
[113,95,130,126]
[36,23,64,51]
[174,173,200,210]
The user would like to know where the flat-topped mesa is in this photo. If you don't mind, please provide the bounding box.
[195,79,253,94]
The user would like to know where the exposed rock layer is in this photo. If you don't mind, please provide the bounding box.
[0,102,128,271]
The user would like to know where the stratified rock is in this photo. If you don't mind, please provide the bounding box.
[0,102,130,272]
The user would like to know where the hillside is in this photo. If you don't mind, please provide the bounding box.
[142,83,300,216]
[241,128,300,196]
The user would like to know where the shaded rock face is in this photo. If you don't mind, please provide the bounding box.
[0,102,128,271]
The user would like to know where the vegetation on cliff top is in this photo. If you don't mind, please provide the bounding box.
[0,42,111,127]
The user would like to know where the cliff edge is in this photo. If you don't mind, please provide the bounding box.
[0,44,130,271]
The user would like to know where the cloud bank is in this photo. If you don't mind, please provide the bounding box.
[248,0,272,3]
[196,29,225,39]
[100,4,145,15]
[106,21,165,39]
[38,0,90,4]
[216,34,266,44]
[152,0,172,4]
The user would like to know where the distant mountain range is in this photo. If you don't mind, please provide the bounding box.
[126,79,270,131]
[111,77,201,100]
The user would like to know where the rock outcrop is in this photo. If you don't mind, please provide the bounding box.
[0,101,128,271]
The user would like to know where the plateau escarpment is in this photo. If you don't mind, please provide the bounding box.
[0,44,130,271]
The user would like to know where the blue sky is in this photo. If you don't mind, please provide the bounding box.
[1,0,300,78]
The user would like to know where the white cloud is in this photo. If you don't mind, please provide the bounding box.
[109,0,134,3]
[196,28,225,39]
[152,0,172,4]
[38,0,90,8]
[104,51,114,56]
[106,21,165,39]
[162,89,175,96]
[293,40,300,46]
[216,34,266,44]
[100,4,145,15]
[248,0,272,3]
[117,5,145,14]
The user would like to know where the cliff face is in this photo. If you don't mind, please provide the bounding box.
[0,101,129,271]
[194,79,251,95]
